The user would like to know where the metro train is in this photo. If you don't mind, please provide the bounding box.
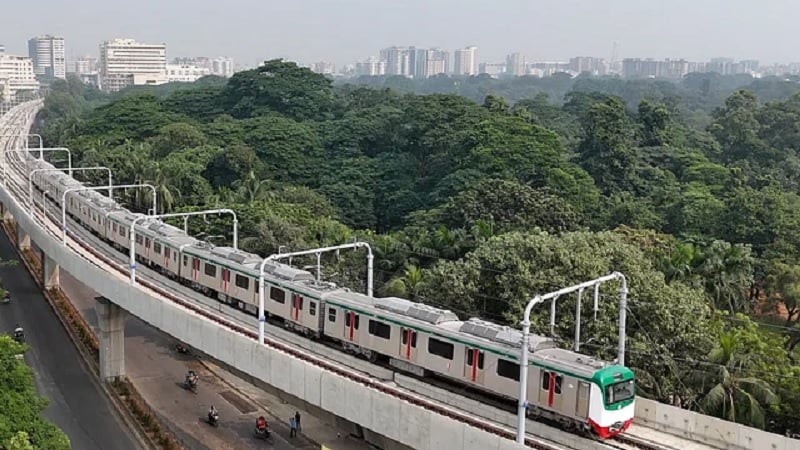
[28,156,635,438]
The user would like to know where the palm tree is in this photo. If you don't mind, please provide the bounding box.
[232,170,271,203]
[694,332,778,429]
[381,264,427,301]
[142,162,181,214]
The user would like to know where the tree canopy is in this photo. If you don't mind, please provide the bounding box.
[0,336,70,450]
[35,60,800,435]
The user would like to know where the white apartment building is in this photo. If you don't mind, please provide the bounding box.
[28,35,66,81]
[0,54,40,102]
[453,46,478,76]
[166,64,211,83]
[72,56,98,75]
[356,57,386,76]
[211,57,234,77]
[99,38,167,92]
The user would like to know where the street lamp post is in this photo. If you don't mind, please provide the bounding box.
[129,209,240,284]
[256,241,374,344]
[61,184,157,243]
[514,272,628,444]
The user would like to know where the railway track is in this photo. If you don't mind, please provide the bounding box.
[0,102,675,450]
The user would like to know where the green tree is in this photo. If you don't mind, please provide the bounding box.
[0,337,70,449]
[694,329,778,428]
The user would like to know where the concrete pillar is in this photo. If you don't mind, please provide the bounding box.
[17,230,30,250]
[95,297,126,381]
[41,251,59,289]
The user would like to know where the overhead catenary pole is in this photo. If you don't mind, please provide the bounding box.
[181,209,238,250]
[128,208,239,284]
[61,184,157,244]
[256,241,374,345]
[515,272,628,444]
[4,148,72,186]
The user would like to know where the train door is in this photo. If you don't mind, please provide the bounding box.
[398,327,418,361]
[144,237,150,259]
[538,370,564,410]
[575,381,591,418]
[463,348,485,384]
[164,247,171,269]
[344,311,359,343]
[192,257,200,281]
[221,268,230,293]
[291,293,303,322]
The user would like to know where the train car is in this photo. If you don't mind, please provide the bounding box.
[262,275,341,337]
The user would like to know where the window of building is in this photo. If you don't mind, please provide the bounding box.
[368,319,391,340]
[497,359,521,381]
[204,263,216,277]
[428,338,454,360]
[235,274,249,289]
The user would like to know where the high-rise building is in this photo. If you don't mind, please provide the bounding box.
[479,62,506,78]
[506,53,526,76]
[453,46,478,76]
[99,38,167,92]
[356,57,386,76]
[71,56,97,75]
[28,35,66,82]
[211,57,234,77]
[0,53,40,102]
[166,64,211,83]
[310,62,336,75]
[423,48,449,77]
[568,57,607,75]
[380,47,410,76]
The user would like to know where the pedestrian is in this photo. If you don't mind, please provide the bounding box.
[294,411,301,432]
[289,416,297,437]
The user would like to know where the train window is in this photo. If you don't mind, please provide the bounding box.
[466,349,485,369]
[153,242,162,254]
[113,223,117,232]
[401,328,418,348]
[428,338,454,360]
[235,274,249,289]
[497,359,521,381]
[541,371,550,390]
[119,226,125,236]
[344,313,360,329]
[135,235,143,245]
[269,286,285,304]
[204,263,216,277]
[183,255,188,265]
[173,252,177,261]
[328,308,336,322]
[368,320,391,340]
[309,302,316,316]
[555,375,563,395]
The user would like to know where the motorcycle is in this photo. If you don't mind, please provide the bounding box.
[175,343,190,355]
[183,377,198,393]
[206,412,219,427]
[254,421,270,439]
[13,332,24,344]
[1,293,10,304]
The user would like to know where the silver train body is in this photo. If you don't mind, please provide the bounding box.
[31,157,635,438]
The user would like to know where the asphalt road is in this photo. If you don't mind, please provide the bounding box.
[0,233,141,450]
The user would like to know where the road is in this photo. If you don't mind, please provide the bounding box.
[0,233,141,450]
[56,265,369,450]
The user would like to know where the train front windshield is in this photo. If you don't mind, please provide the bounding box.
[605,379,635,405]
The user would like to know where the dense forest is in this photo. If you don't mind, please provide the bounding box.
[0,336,70,449]
[37,61,800,436]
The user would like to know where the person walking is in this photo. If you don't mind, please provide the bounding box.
[294,411,301,433]
[289,416,297,438]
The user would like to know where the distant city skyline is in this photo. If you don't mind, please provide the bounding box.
[1,0,798,68]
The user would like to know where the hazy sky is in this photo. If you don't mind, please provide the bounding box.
[2,0,795,68]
